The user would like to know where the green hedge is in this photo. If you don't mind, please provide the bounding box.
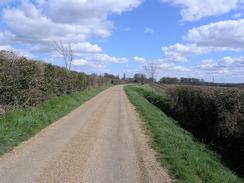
[125,85,243,182]
[0,51,116,110]
[136,86,244,177]
[166,86,244,177]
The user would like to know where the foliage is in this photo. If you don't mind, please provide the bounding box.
[0,50,120,111]
[125,85,243,183]
[166,86,244,177]
[134,84,244,177]
[133,73,147,83]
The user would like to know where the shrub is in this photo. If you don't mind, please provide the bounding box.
[138,85,244,177]
[0,51,119,111]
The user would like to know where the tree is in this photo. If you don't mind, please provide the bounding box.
[53,40,73,70]
[133,73,147,84]
[160,77,179,84]
[144,61,158,91]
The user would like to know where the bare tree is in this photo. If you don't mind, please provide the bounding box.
[53,40,73,70]
[144,61,158,92]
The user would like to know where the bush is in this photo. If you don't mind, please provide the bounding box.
[0,51,119,111]
[138,85,244,177]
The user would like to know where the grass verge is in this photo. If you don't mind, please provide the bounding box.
[124,85,243,183]
[0,85,112,155]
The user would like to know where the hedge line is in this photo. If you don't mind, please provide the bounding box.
[137,86,244,177]
[0,52,116,111]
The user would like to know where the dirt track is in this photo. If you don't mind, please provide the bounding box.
[0,85,172,183]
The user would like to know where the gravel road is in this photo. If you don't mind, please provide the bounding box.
[0,85,172,183]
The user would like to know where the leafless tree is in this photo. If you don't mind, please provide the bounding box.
[53,40,73,70]
[144,61,158,92]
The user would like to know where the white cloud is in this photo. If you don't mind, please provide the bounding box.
[184,19,244,49]
[173,65,190,72]
[196,56,244,77]
[133,56,147,63]
[232,12,243,18]
[124,27,132,32]
[159,62,175,68]
[134,56,189,65]
[85,54,128,64]
[161,0,244,21]
[0,0,142,54]
[131,55,244,82]
[144,28,154,33]
[47,0,141,24]
[162,43,211,58]
[163,57,189,63]
[0,0,16,5]
[200,59,215,64]
[162,19,244,61]
[73,42,102,53]
[72,53,129,74]
[72,58,89,66]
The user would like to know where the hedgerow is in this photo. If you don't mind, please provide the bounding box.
[0,51,117,111]
[137,85,244,177]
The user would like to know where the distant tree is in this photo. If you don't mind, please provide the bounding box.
[53,40,73,70]
[104,73,118,79]
[133,73,147,84]
[179,77,205,84]
[122,73,126,80]
[160,77,179,84]
[144,61,158,91]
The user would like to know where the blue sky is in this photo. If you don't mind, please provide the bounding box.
[0,0,244,83]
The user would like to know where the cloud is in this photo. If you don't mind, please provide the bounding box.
[47,0,141,24]
[130,55,244,82]
[162,19,244,61]
[72,53,128,74]
[124,27,132,32]
[0,0,16,5]
[72,58,89,66]
[162,43,211,58]
[200,59,215,64]
[0,0,142,54]
[133,56,146,63]
[160,0,244,21]
[158,56,244,82]
[83,54,129,64]
[144,28,154,33]
[199,56,244,70]
[184,19,244,49]
[232,12,243,18]
[193,56,244,79]
[73,42,102,53]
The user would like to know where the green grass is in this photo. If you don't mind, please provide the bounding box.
[124,85,243,183]
[0,85,112,155]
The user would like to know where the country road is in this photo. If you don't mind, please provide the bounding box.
[0,85,172,183]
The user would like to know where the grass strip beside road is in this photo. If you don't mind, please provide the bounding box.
[124,85,243,183]
[0,85,112,156]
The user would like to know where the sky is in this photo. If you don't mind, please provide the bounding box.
[0,0,244,83]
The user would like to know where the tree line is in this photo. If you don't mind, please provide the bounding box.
[132,73,205,85]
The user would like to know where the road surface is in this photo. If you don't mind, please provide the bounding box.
[0,85,172,183]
